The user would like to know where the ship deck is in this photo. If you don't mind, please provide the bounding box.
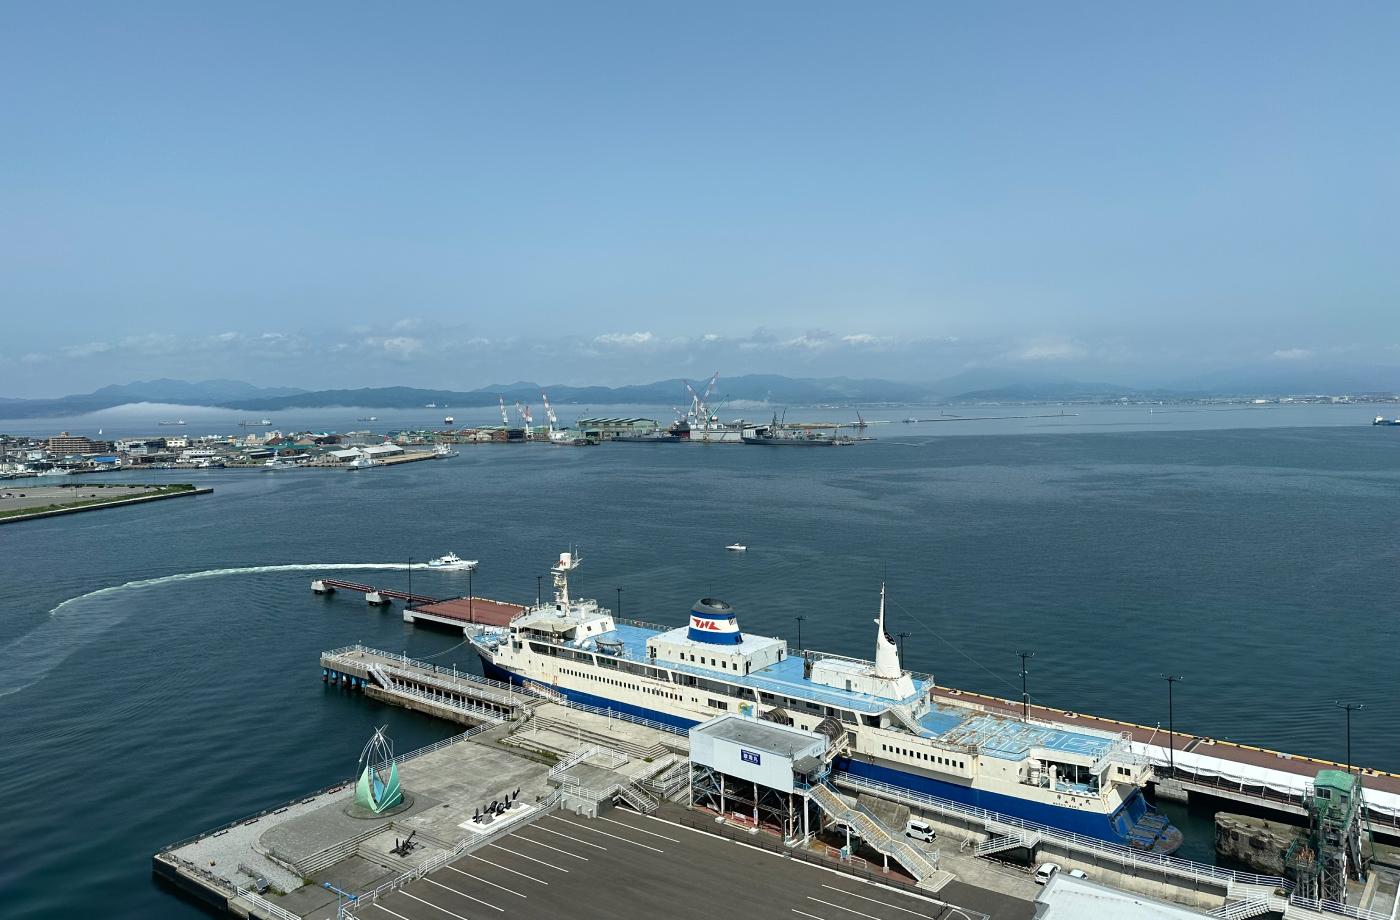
[593,624,1121,762]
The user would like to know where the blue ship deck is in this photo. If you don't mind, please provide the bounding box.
[590,624,1121,762]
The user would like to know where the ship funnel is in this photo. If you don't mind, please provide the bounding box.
[873,583,902,679]
[688,598,743,645]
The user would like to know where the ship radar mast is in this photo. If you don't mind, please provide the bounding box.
[551,549,580,608]
[873,583,902,679]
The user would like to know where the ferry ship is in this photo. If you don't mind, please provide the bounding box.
[470,550,1183,853]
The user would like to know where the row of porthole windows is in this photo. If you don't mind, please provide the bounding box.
[881,743,964,770]
[558,667,682,701]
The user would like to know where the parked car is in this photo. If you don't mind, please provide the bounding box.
[1068,869,1088,879]
[1034,862,1062,885]
[905,819,936,842]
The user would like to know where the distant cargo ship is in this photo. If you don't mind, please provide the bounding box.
[471,550,1184,854]
[239,419,272,428]
[742,414,853,446]
[1374,416,1400,426]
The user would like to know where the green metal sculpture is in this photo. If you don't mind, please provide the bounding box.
[354,726,403,814]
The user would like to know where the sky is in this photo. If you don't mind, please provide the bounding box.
[1,1,1396,398]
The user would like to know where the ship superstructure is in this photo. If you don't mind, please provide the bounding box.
[470,550,1183,853]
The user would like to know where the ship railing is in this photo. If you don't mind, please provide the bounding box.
[831,771,1294,893]
[348,789,564,915]
[616,617,674,633]
[325,644,524,696]
[551,695,689,737]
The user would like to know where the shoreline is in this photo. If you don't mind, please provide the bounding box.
[0,485,213,525]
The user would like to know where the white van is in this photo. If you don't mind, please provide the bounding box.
[1034,862,1061,885]
[905,819,936,842]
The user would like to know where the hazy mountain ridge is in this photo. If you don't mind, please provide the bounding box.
[3,366,1398,419]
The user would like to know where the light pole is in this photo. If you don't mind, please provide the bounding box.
[1336,701,1362,774]
[794,615,806,652]
[897,632,911,663]
[468,564,473,623]
[536,574,543,606]
[1016,650,1034,722]
[617,586,623,620]
[407,556,413,610]
[1162,675,1182,771]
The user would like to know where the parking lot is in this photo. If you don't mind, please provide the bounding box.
[350,809,1032,920]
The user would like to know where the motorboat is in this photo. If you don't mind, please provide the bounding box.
[428,552,477,570]
[444,416,455,425]
[346,456,379,470]
[726,543,747,552]
[433,444,459,458]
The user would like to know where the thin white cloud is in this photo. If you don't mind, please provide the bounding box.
[21,352,51,363]
[1271,348,1312,360]
[595,331,654,345]
[1009,342,1087,361]
[63,342,111,358]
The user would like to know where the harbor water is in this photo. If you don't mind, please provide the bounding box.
[0,405,1397,917]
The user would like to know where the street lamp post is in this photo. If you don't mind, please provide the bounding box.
[1336,701,1362,775]
[1016,650,1034,722]
[407,556,413,611]
[794,615,807,652]
[536,574,543,606]
[617,586,623,620]
[1162,675,1183,771]
[468,565,473,623]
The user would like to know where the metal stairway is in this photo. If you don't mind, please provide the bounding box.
[615,782,659,814]
[886,703,924,735]
[975,830,1042,856]
[367,665,392,689]
[807,782,941,883]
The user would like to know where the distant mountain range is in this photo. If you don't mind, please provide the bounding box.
[1,366,1397,419]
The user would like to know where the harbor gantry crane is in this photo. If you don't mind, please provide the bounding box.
[541,390,559,437]
[683,372,720,424]
[498,395,510,427]
[514,399,534,437]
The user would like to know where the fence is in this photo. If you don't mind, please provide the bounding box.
[833,771,1294,893]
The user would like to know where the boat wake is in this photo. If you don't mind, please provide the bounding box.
[0,563,415,699]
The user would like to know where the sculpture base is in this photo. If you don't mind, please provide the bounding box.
[343,791,415,820]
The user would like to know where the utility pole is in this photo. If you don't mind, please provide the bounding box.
[617,586,623,620]
[1016,650,1034,722]
[897,632,911,663]
[468,565,473,623]
[794,615,806,651]
[1336,701,1362,775]
[407,556,413,611]
[536,574,542,606]
[1162,675,1183,771]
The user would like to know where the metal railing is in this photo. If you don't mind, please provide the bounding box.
[234,887,301,920]
[833,771,1293,893]
[374,681,507,725]
[1287,897,1394,920]
[549,745,601,779]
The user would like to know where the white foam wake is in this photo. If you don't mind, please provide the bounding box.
[0,563,416,698]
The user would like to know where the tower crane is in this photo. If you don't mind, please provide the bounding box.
[498,395,510,427]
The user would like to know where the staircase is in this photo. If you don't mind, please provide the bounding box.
[886,703,923,735]
[527,712,678,760]
[1211,898,1282,920]
[807,782,941,883]
[524,680,565,703]
[367,664,392,689]
[975,830,1042,856]
[615,782,659,814]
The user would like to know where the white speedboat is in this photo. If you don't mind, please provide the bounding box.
[427,552,477,570]
[346,456,379,470]
[37,468,73,477]
[433,444,459,458]
[726,543,747,552]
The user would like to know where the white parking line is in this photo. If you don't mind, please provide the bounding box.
[794,910,829,920]
[551,816,665,852]
[445,864,528,897]
[366,904,413,920]
[599,815,680,841]
[489,843,571,871]
[465,853,549,884]
[400,890,473,920]
[820,884,940,920]
[808,896,886,920]
[533,824,608,850]
[425,876,503,912]
[513,834,590,860]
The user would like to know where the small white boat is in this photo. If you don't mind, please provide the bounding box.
[433,444,459,458]
[346,456,379,470]
[37,468,73,477]
[428,552,477,570]
[444,416,454,425]
[726,543,747,552]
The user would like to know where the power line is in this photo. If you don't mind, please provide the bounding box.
[887,598,1040,702]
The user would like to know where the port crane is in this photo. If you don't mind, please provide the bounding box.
[513,399,533,434]
[541,390,559,437]
[498,396,510,427]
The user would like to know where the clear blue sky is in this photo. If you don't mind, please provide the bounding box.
[1,1,1395,396]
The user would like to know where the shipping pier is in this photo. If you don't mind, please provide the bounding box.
[312,577,525,630]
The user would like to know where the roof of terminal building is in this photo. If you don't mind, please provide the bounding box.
[1034,873,1215,919]
[692,713,827,757]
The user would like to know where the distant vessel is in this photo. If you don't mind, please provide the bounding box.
[610,424,686,443]
[240,419,273,428]
[726,543,746,552]
[357,416,377,422]
[37,468,72,477]
[159,420,186,426]
[263,457,297,471]
[427,552,477,570]
[425,402,437,408]
[903,416,918,423]
[742,414,853,446]
[346,456,379,470]
[433,444,459,458]
[444,416,454,425]
[1374,416,1400,426]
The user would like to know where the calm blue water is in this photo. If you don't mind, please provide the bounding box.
[1,412,1396,916]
